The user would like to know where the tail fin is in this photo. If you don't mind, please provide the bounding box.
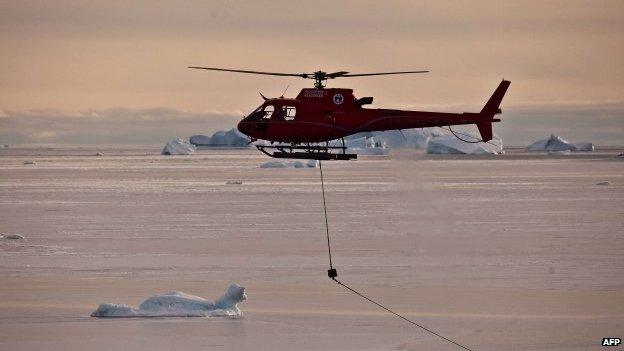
[481,80,511,117]
[476,122,493,142]
[476,80,511,141]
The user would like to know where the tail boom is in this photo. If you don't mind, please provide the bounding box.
[356,80,510,142]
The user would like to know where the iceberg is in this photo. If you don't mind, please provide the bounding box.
[427,134,503,154]
[189,128,249,147]
[161,139,196,155]
[343,134,389,155]
[339,128,446,155]
[91,284,246,318]
[189,134,212,146]
[573,142,594,152]
[219,128,248,146]
[548,150,571,155]
[525,134,585,152]
[376,128,445,149]
[343,128,445,151]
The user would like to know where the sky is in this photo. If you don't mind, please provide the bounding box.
[1,0,623,146]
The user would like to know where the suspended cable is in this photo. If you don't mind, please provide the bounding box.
[442,126,500,148]
[318,162,475,351]
[332,277,474,351]
[318,161,335,273]
[445,126,484,143]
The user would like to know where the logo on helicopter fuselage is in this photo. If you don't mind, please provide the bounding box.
[333,94,344,105]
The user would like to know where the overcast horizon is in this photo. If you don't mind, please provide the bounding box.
[1,1,623,147]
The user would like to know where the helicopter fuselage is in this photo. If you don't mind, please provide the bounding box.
[238,83,508,144]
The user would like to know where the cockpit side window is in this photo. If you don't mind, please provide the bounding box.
[282,106,296,121]
[262,105,274,119]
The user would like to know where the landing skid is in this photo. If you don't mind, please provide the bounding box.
[256,144,357,160]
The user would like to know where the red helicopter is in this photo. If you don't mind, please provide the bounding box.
[189,67,510,160]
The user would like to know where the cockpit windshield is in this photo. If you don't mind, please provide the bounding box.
[245,103,296,122]
[246,104,274,121]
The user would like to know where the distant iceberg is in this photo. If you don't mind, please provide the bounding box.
[572,142,594,152]
[91,284,246,318]
[190,128,249,147]
[335,128,447,155]
[162,139,196,155]
[376,128,446,149]
[427,134,504,154]
[525,134,594,152]
[526,134,575,152]
[343,128,445,151]
[343,134,389,155]
[188,134,211,146]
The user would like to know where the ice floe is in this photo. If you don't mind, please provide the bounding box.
[525,134,593,152]
[1,233,24,240]
[260,160,318,168]
[162,139,196,155]
[427,134,504,154]
[190,128,249,147]
[91,284,246,318]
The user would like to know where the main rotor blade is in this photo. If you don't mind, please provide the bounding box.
[188,66,308,78]
[325,71,350,78]
[340,70,429,77]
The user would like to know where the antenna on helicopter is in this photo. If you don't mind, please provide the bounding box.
[280,85,289,98]
[188,66,430,89]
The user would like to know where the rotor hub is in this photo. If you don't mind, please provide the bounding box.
[313,71,328,89]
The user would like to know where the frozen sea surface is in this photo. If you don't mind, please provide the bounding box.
[0,147,623,351]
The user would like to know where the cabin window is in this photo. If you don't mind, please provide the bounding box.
[282,106,296,121]
[262,105,274,119]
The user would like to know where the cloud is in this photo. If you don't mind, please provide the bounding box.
[0,107,240,146]
[1,1,623,112]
